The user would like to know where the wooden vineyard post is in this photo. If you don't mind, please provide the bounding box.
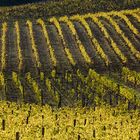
[26,109,31,124]
[103,126,106,131]
[115,93,118,106]
[93,129,96,138]
[66,127,68,132]
[84,119,87,126]
[37,67,40,77]
[16,132,20,140]
[82,92,86,107]
[42,127,45,137]
[26,116,29,124]
[128,100,131,110]
[78,135,80,140]
[112,110,115,116]
[2,119,5,130]
[58,93,61,108]
[134,76,137,88]
[41,114,45,138]
[55,114,58,120]
[93,105,96,111]
[117,84,120,105]
[134,104,136,110]
[74,119,76,127]
[117,83,120,94]
[41,90,43,106]
[29,105,32,111]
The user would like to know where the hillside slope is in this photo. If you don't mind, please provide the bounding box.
[1,8,140,73]
[0,8,139,107]
[0,2,140,139]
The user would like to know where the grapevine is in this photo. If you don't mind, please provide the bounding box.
[12,72,24,99]
[26,20,41,68]
[15,21,23,70]
[50,17,76,66]
[59,16,91,64]
[102,14,140,60]
[37,19,57,66]
[89,15,127,63]
[1,22,7,71]
[25,72,41,103]
[71,15,110,66]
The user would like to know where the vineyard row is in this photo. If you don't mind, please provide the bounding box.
[0,9,140,72]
